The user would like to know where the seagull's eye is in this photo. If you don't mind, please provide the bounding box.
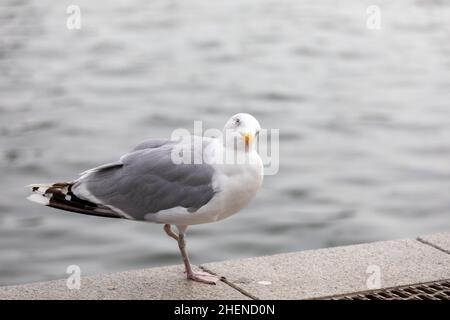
[234,118,241,125]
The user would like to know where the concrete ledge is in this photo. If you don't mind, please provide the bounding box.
[418,232,450,254]
[0,266,248,300]
[203,238,450,299]
[1,232,449,300]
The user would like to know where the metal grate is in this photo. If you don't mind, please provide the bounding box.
[331,279,450,300]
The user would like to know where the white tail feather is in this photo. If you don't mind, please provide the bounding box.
[27,194,50,205]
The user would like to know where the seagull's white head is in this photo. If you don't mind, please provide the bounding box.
[223,113,261,151]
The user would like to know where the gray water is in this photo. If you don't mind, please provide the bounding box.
[1,0,450,286]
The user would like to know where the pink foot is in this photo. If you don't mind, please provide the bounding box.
[187,270,223,285]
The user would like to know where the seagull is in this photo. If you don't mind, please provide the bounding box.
[27,113,263,284]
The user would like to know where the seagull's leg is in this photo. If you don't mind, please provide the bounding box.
[176,225,222,285]
[163,224,179,241]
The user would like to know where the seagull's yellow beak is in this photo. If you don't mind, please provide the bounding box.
[243,133,254,146]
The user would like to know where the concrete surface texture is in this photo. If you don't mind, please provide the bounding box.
[418,232,450,254]
[0,233,449,300]
[0,266,248,300]
[203,238,450,299]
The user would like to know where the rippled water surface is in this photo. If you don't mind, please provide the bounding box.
[1,0,450,285]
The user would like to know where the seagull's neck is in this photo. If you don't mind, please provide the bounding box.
[222,143,256,154]
[218,143,259,165]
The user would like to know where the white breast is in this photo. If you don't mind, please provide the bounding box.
[209,154,263,220]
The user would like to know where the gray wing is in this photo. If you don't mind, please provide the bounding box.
[72,139,216,220]
[132,139,172,152]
